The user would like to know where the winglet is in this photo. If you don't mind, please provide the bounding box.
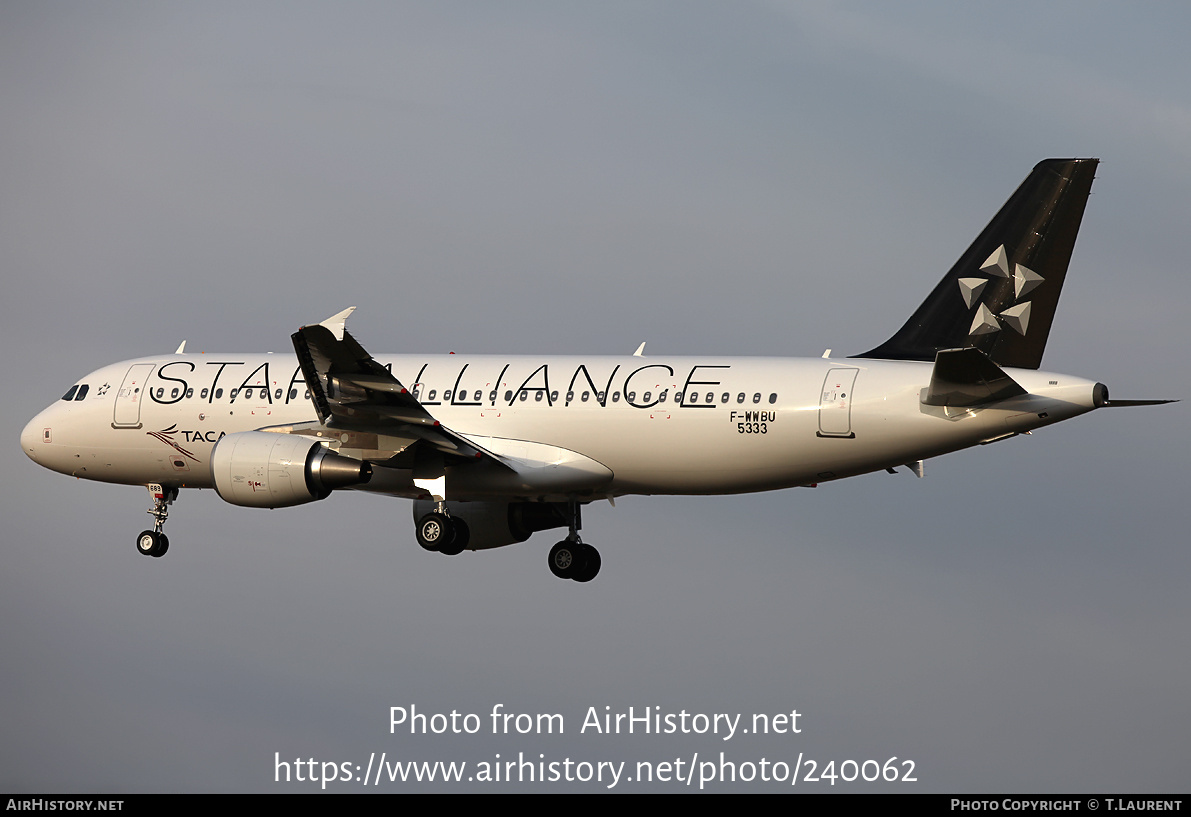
[319,307,357,342]
[174,341,187,354]
[633,342,646,357]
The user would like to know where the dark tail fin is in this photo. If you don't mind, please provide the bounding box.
[854,158,1098,370]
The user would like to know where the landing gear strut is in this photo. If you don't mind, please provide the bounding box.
[548,500,601,582]
[136,483,177,558]
[416,501,469,556]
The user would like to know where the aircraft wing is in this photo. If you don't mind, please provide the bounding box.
[290,307,498,466]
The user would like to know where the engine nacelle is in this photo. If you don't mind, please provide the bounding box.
[411,500,570,550]
[211,431,372,509]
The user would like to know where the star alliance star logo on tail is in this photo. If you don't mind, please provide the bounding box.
[958,244,1043,339]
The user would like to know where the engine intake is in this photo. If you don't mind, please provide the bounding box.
[211,431,371,509]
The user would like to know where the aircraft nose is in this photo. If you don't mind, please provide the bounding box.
[21,412,46,464]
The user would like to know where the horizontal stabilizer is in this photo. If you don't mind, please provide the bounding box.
[1101,398,1178,407]
[922,347,1027,407]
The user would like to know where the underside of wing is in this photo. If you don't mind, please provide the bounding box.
[289,309,614,502]
[291,308,497,470]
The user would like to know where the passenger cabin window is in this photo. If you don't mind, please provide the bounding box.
[428,389,437,400]
[186,388,194,398]
[612,391,620,402]
[626,391,636,402]
[534,391,544,402]
[582,391,590,402]
[444,390,452,401]
[597,392,605,402]
[721,393,729,403]
[504,390,513,402]
[550,391,558,401]
[489,391,497,402]
[275,389,282,399]
[215,388,224,399]
[201,388,209,399]
[736,393,745,404]
[769,393,777,404]
[519,391,528,402]
[474,390,483,401]
[752,393,761,404]
[566,391,574,402]
[289,389,298,400]
[62,386,79,401]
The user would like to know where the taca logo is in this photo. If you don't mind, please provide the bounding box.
[146,425,227,462]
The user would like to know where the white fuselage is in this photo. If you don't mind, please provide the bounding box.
[21,352,1101,500]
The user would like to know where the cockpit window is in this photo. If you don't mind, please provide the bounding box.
[74,385,89,400]
[61,385,79,401]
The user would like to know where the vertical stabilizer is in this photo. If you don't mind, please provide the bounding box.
[855,158,1098,369]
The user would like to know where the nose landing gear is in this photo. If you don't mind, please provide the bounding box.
[136,483,177,558]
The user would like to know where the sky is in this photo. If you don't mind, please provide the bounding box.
[2,1,1188,793]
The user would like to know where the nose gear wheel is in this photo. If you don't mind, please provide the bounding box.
[135,484,177,558]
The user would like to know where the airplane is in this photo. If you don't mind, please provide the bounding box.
[20,158,1174,582]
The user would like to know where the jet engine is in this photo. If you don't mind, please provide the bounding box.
[411,499,570,550]
[211,431,372,509]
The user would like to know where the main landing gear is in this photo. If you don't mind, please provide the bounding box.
[136,483,177,558]
[548,500,601,583]
[416,503,470,556]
